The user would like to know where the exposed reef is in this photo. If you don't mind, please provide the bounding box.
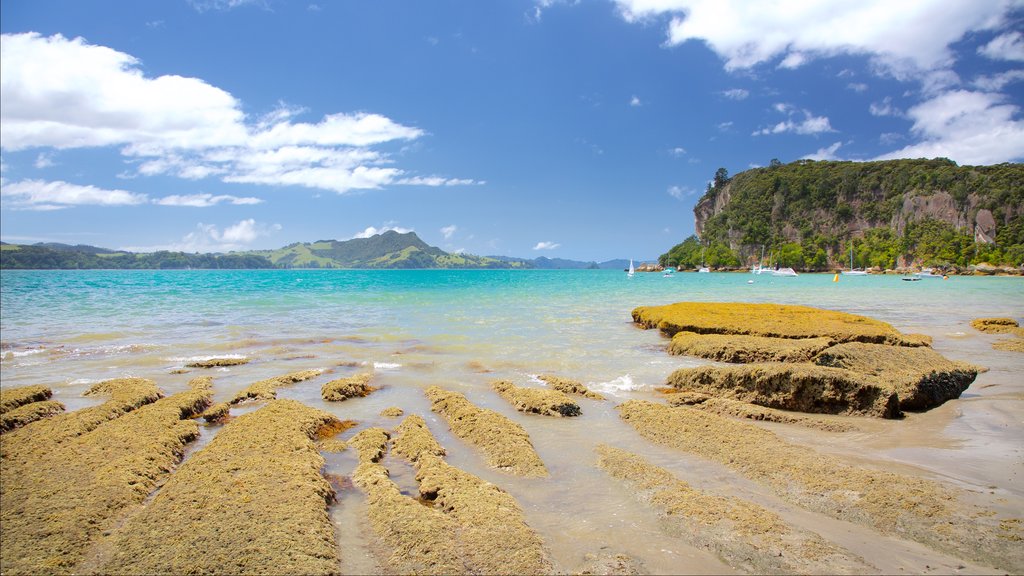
[0,384,53,413]
[668,331,834,363]
[0,399,65,433]
[99,400,346,575]
[664,391,859,432]
[185,357,249,368]
[537,374,606,400]
[321,372,376,402]
[0,379,210,574]
[633,301,930,346]
[380,406,404,417]
[616,400,1023,570]
[491,379,582,417]
[230,368,323,404]
[971,317,1021,334]
[424,385,548,477]
[595,444,871,574]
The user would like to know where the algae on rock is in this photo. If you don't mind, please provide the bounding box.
[971,317,1020,333]
[616,400,1024,571]
[186,357,249,368]
[321,372,375,402]
[595,444,872,574]
[537,374,606,400]
[491,380,582,417]
[0,399,64,433]
[230,368,323,403]
[668,331,834,363]
[0,384,53,414]
[424,385,548,477]
[0,380,210,574]
[100,399,343,575]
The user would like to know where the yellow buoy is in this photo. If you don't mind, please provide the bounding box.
[833,273,839,282]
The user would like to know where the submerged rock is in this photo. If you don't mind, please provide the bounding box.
[185,357,249,368]
[667,363,902,418]
[425,386,548,477]
[633,302,930,347]
[492,379,582,417]
[668,331,834,363]
[595,444,872,574]
[616,400,1023,571]
[100,400,343,575]
[538,374,606,400]
[380,406,404,418]
[993,338,1024,352]
[321,372,375,402]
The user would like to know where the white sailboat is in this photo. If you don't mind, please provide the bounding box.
[751,246,769,274]
[771,267,798,277]
[627,259,635,278]
[698,245,710,273]
[842,245,868,276]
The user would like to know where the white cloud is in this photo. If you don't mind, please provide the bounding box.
[667,185,695,199]
[188,0,266,12]
[869,96,901,117]
[154,193,263,207]
[352,224,413,239]
[722,88,749,100]
[978,31,1024,61]
[613,0,1013,76]
[397,176,481,186]
[668,146,687,157]
[876,90,1024,164]
[847,82,868,92]
[972,69,1024,91]
[803,141,844,161]
[630,95,643,106]
[1,179,148,210]
[533,241,560,250]
[440,224,458,239]
[0,33,469,196]
[754,106,834,136]
[123,218,280,253]
[34,153,55,169]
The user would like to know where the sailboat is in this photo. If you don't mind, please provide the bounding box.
[750,246,768,274]
[842,245,868,276]
[627,259,635,278]
[698,245,710,273]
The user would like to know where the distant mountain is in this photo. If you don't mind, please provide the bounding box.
[487,255,600,269]
[248,231,524,269]
[1,231,629,270]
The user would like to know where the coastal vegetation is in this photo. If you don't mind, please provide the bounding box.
[662,158,1023,271]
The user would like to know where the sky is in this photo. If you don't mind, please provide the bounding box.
[1,0,1022,261]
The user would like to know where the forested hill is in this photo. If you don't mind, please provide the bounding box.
[662,158,1023,271]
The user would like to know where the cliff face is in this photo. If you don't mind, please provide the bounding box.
[692,159,1022,266]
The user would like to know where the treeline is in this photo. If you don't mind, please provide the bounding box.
[673,159,1024,270]
[0,245,274,270]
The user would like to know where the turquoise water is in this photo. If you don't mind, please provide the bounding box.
[2,269,1023,574]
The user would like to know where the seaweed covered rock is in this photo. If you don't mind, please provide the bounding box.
[1,381,210,574]
[491,380,582,417]
[100,400,344,575]
[537,374,606,400]
[664,392,859,432]
[321,372,375,402]
[971,317,1020,334]
[425,386,548,477]
[595,444,871,574]
[230,368,323,404]
[668,331,835,363]
[392,414,445,463]
[200,401,231,423]
[0,384,53,414]
[813,342,980,411]
[667,363,902,418]
[380,406,404,417]
[633,302,930,347]
[0,399,64,433]
[185,357,249,368]
[616,400,1024,571]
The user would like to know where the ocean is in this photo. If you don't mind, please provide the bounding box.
[2,269,1022,573]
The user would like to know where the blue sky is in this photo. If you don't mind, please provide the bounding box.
[1,0,1022,261]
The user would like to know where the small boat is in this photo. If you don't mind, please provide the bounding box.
[698,245,710,273]
[902,275,921,282]
[842,246,868,275]
[627,259,634,278]
[917,268,945,279]
[698,266,710,273]
[662,267,674,277]
[772,267,798,277]
[751,246,769,274]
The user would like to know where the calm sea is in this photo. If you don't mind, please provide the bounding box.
[2,269,1022,573]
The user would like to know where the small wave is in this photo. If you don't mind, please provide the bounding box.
[590,374,643,396]
[68,378,100,386]
[372,362,402,370]
[8,348,47,358]
[165,354,248,363]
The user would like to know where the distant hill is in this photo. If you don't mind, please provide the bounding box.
[487,255,600,269]
[0,243,273,270]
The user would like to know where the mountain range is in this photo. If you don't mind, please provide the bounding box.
[0,231,632,270]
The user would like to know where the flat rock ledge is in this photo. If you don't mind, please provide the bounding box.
[595,444,872,574]
[0,384,64,433]
[537,374,606,400]
[425,385,548,477]
[185,357,249,368]
[321,372,375,402]
[639,302,979,417]
[971,317,1021,334]
[350,417,552,574]
[492,380,582,417]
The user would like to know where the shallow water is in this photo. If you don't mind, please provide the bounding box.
[2,269,1022,573]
